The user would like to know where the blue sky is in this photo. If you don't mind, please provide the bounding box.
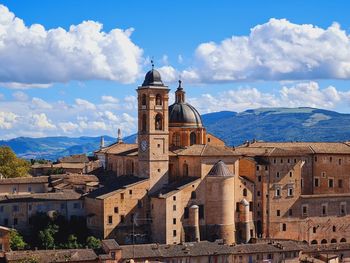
[1,0,350,139]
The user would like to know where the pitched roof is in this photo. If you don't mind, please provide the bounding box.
[5,249,97,262]
[58,154,89,163]
[97,142,138,156]
[0,190,81,203]
[151,177,200,198]
[101,239,120,250]
[207,160,234,177]
[86,176,148,199]
[50,174,99,185]
[52,163,86,169]
[176,144,236,156]
[0,176,49,185]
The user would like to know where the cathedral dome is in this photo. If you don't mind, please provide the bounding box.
[142,69,164,86]
[169,80,203,128]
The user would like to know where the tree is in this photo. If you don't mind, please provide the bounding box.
[10,230,27,250]
[86,236,101,249]
[38,224,58,249]
[0,146,30,178]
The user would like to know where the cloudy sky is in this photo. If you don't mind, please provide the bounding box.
[1,0,350,139]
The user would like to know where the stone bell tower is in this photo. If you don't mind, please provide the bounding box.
[137,65,169,192]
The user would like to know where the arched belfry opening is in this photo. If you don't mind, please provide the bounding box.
[155,114,163,130]
[190,132,196,145]
[156,94,162,105]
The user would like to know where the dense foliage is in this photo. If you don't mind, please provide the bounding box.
[10,230,27,250]
[0,146,30,178]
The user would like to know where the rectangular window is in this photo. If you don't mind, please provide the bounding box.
[321,172,326,178]
[173,205,176,211]
[314,156,317,162]
[314,178,319,187]
[120,193,124,199]
[275,188,281,197]
[339,179,343,188]
[129,190,132,195]
[114,207,119,213]
[282,223,286,231]
[339,159,342,165]
[184,207,189,219]
[277,210,280,216]
[257,191,261,197]
[108,216,113,224]
[288,187,294,197]
[302,205,308,217]
[289,171,293,177]
[287,159,290,163]
[258,176,261,182]
[199,204,204,219]
[249,202,253,212]
[273,159,276,164]
[236,202,240,212]
[173,196,176,201]
[329,179,334,188]
[280,159,283,163]
[28,186,32,192]
[322,204,327,216]
[330,157,333,162]
[265,166,268,171]
[340,202,346,215]
[276,172,280,178]
[173,230,177,237]
[173,218,176,225]
[256,166,259,171]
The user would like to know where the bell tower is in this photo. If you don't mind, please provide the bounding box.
[137,66,169,192]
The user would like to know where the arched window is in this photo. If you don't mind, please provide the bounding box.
[243,188,247,197]
[155,94,162,105]
[311,240,317,244]
[141,94,147,106]
[321,239,327,244]
[141,114,147,132]
[155,114,162,130]
[191,191,196,199]
[183,163,189,177]
[313,227,317,233]
[172,133,181,146]
[331,239,337,243]
[340,238,347,243]
[333,225,336,232]
[190,132,196,146]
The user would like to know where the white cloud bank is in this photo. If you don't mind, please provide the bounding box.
[0,5,143,87]
[178,18,350,83]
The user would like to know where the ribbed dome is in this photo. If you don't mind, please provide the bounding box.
[207,160,234,177]
[168,80,203,127]
[142,69,164,86]
[169,103,203,127]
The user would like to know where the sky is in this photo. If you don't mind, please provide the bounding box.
[1,0,350,139]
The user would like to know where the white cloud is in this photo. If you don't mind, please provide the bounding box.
[0,111,17,129]
[59,121,79,133]
[31,97,52,109]
[31,113,56,129]
[102,111,118,122]
[158,66,178,83]
[12,91,29,101]
[182,19,350,83]
[101,95,119,104]
[0,4,143,87]
[75,98,96,110]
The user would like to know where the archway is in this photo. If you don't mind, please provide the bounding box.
[155,114,163,130]
[321,239,327,244]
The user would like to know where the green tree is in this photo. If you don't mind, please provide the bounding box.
[10,230,27,250]
[86,236,101,249]
[38,224,58,249]
[0,146,30,178]
[66,234,80,249]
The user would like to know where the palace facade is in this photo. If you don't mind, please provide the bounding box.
[88,68,350,247]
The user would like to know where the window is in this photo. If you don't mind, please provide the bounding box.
[339,179,343,188]
[172,133,181,146]
[257,191,261,197]
[275,187,281,197]
[173,196,176,201]
[333,226,336,232]
[236,202,240,212]
[289,171,293,177]
[256,166,260,171]
[302,205,308,217]
[108,216,113,224]
[258,176,261,182]
[280,158,283,163]
[287,159,290,163]
[276,172,280,178]
[339,159,342,165]
[120,215,125,223]
[199,205,204,219]
[329,179,334,188]
[12,187,16,194]
[28,186,32,192]
[155,114,163,130]
[190,132,196,146]
[28,205,32,211]
[184,207,189,219]
[141,114,147,132]
[155,94,162,105]
[288,187,294,197]
[315,156,317,162]
[314,178,319,187]
[322,204,328,216]
[60,203,65,210]
[243,188,247,197]
[190,191,196,199]
[277,210,280,216]
[330,156,333,162]
[173,205,176,211]
[141,94,146,106]
[294,159,297,163]
[129,190,132,195]
[13,218,18,225]
[173,218,176,225]
[183,163,189,177]
[114,207,119,213]
[321,172,326,178]
[273,159,276,164]
[313,227,317,233]
[282,223,286,231]
[12,205,18,212]
[249,202,253,212]
[120,193,124,199]
[288,209,293,216]
[340,202,346,215]
[173,230,177,237]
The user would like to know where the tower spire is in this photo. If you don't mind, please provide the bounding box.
[175,79,185,103]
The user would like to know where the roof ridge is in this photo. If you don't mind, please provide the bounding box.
[200,144,207,156]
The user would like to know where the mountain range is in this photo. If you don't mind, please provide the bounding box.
[1,107,350,160]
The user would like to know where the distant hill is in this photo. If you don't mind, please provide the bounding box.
[2,107,350,160]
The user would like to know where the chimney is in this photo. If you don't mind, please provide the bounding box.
[117,128,123,143]
[100,136,105,149]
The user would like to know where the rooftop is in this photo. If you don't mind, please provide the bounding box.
[0,176,49,185]
[0,190,81,203]
[176,144,236,156]
[58,154,89,163]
